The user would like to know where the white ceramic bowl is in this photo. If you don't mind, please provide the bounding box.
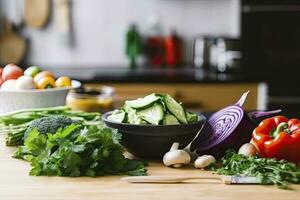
[0,80,81,114]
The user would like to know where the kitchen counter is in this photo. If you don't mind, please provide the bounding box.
[45,66,300,117]
[1,135,299,200]
[47,67,263,84]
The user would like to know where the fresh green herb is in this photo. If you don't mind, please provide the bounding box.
[0,106,102,146]
[210,150,300,189]
[14,124,147,177]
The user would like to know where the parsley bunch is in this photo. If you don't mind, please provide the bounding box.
[210,150,300,189]
[13,124,147,177]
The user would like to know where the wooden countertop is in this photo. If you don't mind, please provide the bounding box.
[0,135,299,200]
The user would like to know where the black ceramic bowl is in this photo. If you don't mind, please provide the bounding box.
[102,111,206,158]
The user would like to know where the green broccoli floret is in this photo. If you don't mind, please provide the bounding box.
[24,115,77,139]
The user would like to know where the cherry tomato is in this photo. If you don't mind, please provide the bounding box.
[36,76,56,89]
[34,71,54,83]
[55,76,72,87]
[2,64,24,82]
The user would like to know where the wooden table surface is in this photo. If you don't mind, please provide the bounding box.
[0,135,299,200]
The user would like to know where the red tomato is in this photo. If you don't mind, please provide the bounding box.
[2,64,24,82]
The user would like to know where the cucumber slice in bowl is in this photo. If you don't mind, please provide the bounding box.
[186,111,198,123]
[107,110,126,123]
[137,103,164,125]
[163,94,188,124]
[125,93,160,109]
[163,114,180,125]
[127,110,148,125]
[109,93,199,126]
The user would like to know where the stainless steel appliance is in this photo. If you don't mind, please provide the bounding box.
[192,36,241,72]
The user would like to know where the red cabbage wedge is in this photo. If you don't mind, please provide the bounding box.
[190,91,281,158]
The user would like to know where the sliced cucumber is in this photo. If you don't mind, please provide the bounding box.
[127,110,148,125]
[122,103,133,113]
[137,103,164,125]
[127,110,139,124]
[139,119,149,125]
[163,114,180,125]
[186,111,198,123]
[125,93,160,109]
[109,93,200,125]
[163,94,187,124]
[108,110,126,123]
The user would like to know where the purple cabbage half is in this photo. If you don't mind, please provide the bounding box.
[190,91,281,158]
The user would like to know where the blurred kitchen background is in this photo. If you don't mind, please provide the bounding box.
[0,0,299,116]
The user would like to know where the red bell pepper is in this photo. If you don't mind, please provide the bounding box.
[252,116,300,164]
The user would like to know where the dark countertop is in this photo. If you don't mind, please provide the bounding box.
[48,67,265,84]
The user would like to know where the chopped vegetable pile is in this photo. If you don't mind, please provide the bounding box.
[108,93,198,125]
[13,124,147,177]
[210,150,300,189]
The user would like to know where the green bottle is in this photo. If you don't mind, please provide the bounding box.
[126,24,141,69]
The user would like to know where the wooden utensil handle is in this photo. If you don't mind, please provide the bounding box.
[122,175,228,184]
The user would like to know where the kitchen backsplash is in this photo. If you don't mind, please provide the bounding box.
[1,0,240,67]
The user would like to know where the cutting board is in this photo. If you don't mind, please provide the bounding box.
[24,0,50,28]
[0,19,26,65]
[0,135,299,200]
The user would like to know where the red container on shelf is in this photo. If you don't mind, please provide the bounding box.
[165,29,182,67]
[145,36,164,67]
